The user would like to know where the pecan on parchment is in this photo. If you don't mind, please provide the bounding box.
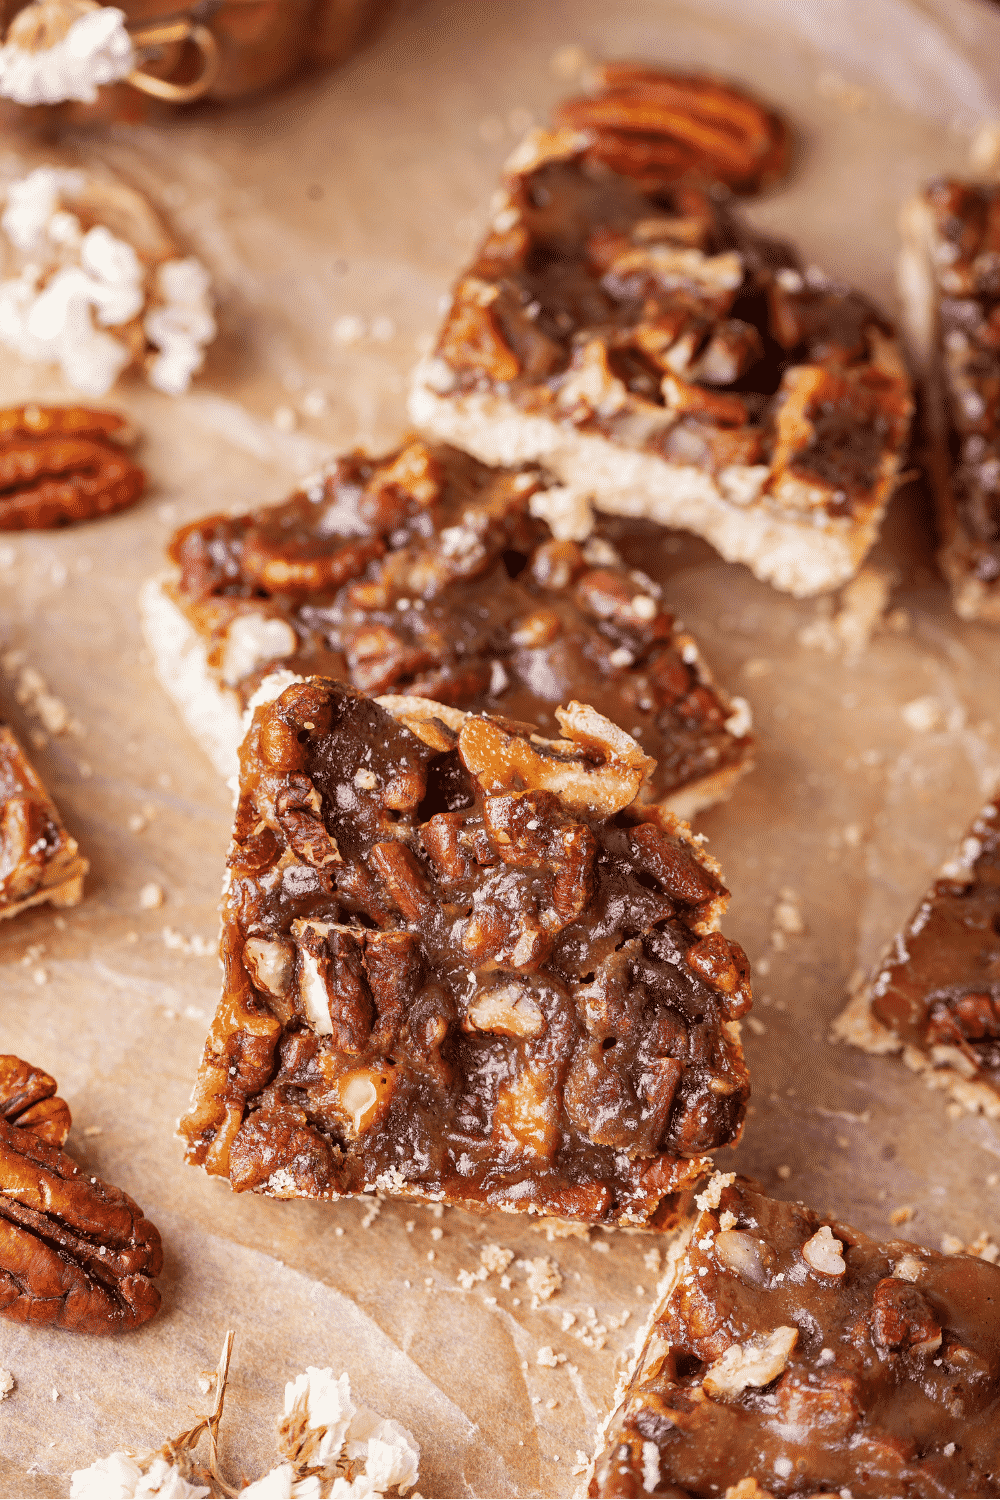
[0,1053,71,1146]
[556,65,791,195]
[0,404,145,530]
[0,1055,162,1334]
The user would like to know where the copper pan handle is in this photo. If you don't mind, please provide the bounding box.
[127,18,220,102]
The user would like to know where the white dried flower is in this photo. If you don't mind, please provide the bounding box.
[70,1452,145,1499]
[0,3,135,107]
[0,166,215,396]
[71,1346,418,1500]
[284,1367,356,1465]
[70,1452,210,1499]
[280,1367,419,1497]
[239,1465,321,1498]
[135,1458,211,1498]
[145,258,216,395]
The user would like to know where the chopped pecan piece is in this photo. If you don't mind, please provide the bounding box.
[438,278,521,384]
[243,532,384,597]
[870,1277,942,1352]
[274,774,342,868]
[0,405,144,529]
[685,932,752,1018]
[630,821,725,921]
[590,1175,1000,1498]
[180,678,751,1226]
[0,1059,162,1335]
[556,66,791,195]
[662,372,749,426]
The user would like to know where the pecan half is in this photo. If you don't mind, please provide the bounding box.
[0,1058,162,1335]
[555,65,791,196]
[0,404,145,530]
[0,1054,71,1146]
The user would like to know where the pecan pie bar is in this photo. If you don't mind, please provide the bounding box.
[0,723,87,918]
[179,678,752,1225]
[141,438,752,818]
[589,1173,1000,1498]
[409,73,913,598]
[835,795,1000,1121]
[898,179,1000,621]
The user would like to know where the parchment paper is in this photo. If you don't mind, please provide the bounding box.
[3,2,1000,1494]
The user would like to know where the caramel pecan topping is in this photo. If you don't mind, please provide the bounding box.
[427,123,910,537]
[590,1176,1000,1499]
[0,1056,162,1335]
[910,179,1000,617]
[0,404,144,530]
[180,679,750,1226]
[555,65,791,196]
[167,440,753,809]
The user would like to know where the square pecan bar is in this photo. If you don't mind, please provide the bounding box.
[899,179,1000,621]
[0,724,87,919]
[409,81,913,598]
[590,1173,1000,1497]
[142,438,752,818]
[835,795,1000,1122]
[179,678,751,1225]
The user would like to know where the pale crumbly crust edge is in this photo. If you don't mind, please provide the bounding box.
[409,361,893,600]
[832,984,1000,1121]
[140,574,753,821]
[139,573,245,783]
[578,1205,703,1498]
